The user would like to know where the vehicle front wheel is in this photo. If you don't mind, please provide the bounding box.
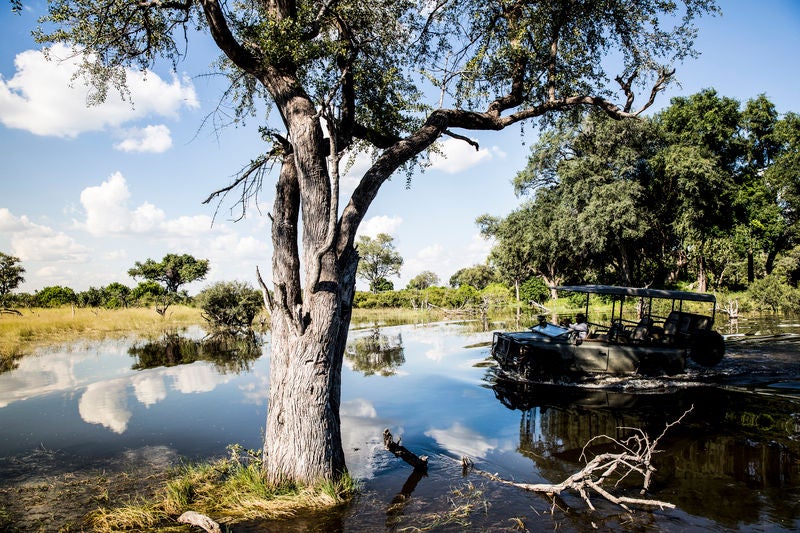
[689,330,725,367]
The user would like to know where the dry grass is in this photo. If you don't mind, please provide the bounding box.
[0,306,203,365]
[87,446,357,531]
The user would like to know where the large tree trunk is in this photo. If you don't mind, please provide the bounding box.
[263,146,360,484]
[265,294,347,484]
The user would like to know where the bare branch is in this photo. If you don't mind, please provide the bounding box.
[256,265,274,315]
[459,407,694,513]
[633,68,675,116]
[443,129,479,150]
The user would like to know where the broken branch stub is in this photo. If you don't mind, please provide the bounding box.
[383,428,428,472]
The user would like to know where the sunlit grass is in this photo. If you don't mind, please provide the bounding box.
[87,445,357,531]
[0,306,203,362]
[351,307,444,328]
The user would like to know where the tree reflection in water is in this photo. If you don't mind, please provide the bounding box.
[346,327,405,376]
[128,330,262,374]
[488,372,800,527]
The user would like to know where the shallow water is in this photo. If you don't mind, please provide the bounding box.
[0,318,799,531]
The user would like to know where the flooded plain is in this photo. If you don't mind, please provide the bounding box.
[0,317,799,531]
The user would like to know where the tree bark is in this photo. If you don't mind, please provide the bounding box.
[263,139,358,483]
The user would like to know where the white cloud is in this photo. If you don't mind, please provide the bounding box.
[0,207,88,262]
[162,215,214,237]
[340,398,388,480]
[79,379,132,434]
[80,171,132,235]
[0,43,197,139]
[166,363,232,394]
[114,124,173,153]
[465,232,493,263]
[77,172,215,241]
[425,422,499,459]
[130,202,167,233]
[428,138,493,174]
[131,373,167,407]
[357,215,403,237]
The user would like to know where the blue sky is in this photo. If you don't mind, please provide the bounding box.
[1,1,799,294]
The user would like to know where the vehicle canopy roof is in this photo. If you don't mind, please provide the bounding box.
[555,285,716,304]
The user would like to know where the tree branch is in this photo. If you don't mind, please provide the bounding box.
[306,108,341,298]
[255,265,274,314]
[460,407,694,512]
[197,0,260,73]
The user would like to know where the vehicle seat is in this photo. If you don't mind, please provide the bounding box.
[631,317,654,341]
[663,311,680,337]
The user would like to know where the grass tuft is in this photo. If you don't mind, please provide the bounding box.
[86,445,357,531]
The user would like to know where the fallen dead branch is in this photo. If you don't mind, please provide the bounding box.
[462,407,694,512]
[384,428,428,471]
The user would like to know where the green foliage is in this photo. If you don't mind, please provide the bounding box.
[519,277,549,305]
[369,277,394,293]
[449,265,495,290]
[195,281,263,332]
[407,270,439,290]
[128,254,209,294]
[0,253,25,302]
[491,91,800,292]
[131,281,167,303]
[103,282,132,308]
[35,286,77,307]
[354,289,412,309]
[747,274,794,313]
[356,234,403,293]
[479,283,513,309]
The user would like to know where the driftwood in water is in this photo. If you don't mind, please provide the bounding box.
[461,408,693,512]
[177,511,221,533]
[383,428,428,471]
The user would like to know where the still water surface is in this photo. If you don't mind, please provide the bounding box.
[0,318,799,531]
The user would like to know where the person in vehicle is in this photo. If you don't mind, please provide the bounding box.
[568,313,589,340]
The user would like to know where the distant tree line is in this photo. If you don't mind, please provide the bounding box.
[0,252,265,331]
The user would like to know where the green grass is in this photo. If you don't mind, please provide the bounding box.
[86,445,357,531]
[0,305,203,362]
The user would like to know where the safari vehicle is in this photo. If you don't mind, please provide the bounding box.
[491,285,726,379]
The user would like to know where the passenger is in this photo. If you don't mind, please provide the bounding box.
[568,313,589,341]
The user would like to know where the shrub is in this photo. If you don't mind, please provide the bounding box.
[519,277,549,304]
[35,286,77,307]
[196,281,263,331]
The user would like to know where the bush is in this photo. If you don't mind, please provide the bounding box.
[35,286,77,307]
[196,281,264,331]
[519,277,549,304]
[748,274,789,312]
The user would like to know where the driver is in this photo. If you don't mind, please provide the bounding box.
[568,313,589,341]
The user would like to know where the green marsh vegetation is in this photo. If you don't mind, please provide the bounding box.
[87,445,357,532]
[0,305,203,370]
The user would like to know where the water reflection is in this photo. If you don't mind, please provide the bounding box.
[3,318,800,531]
[345,328,405,376]
[487,373,800,527]
[129,331,262,373]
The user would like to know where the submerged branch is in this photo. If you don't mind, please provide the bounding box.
[384,428,428,472]
[461,407,694,512]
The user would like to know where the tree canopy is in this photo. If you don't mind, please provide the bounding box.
[0,253,25,300]
[356,233,403,292]
[492,91,799,292]
[128,254,210,294]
